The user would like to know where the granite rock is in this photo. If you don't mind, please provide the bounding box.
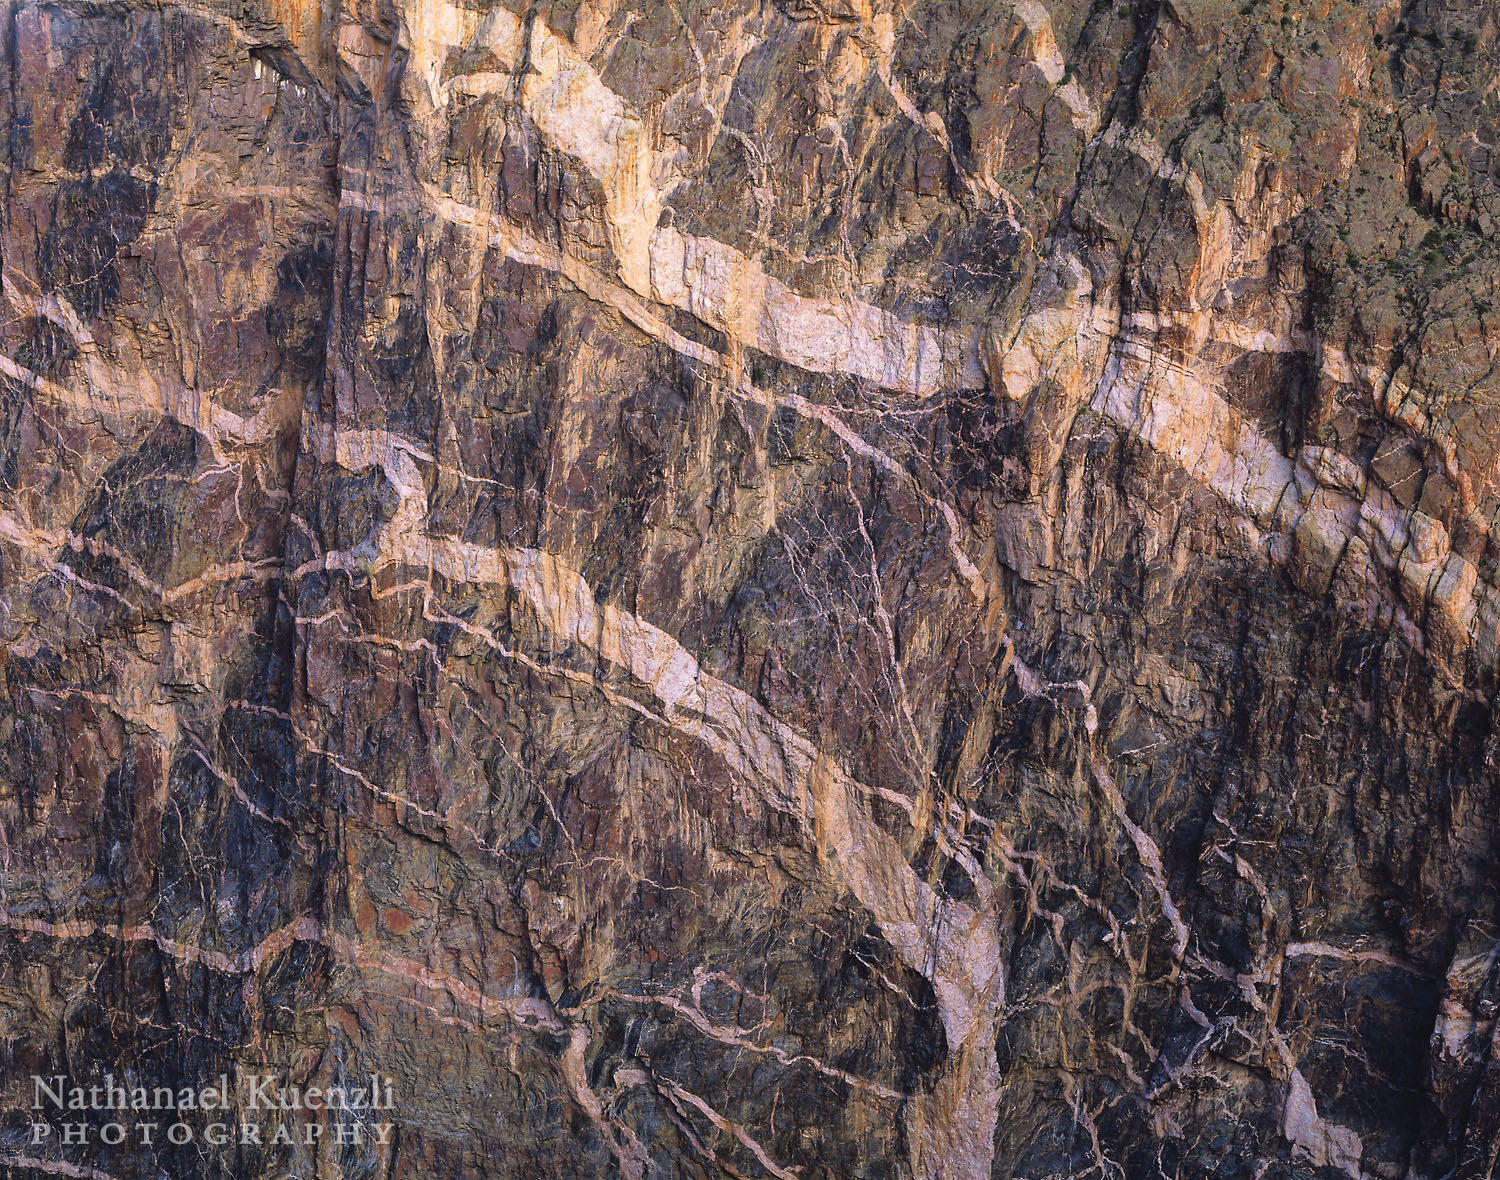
[1,1,1498,1178]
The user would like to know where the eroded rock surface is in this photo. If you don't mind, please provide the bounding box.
[1,0,1498,1177]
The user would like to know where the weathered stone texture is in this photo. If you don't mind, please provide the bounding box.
[1,0,1498,1178]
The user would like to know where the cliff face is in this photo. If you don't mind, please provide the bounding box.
[1,0,1498,1177]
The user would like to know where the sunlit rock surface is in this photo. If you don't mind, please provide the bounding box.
[1,0,1498,1177]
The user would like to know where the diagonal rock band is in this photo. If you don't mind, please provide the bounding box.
[0,1,1497,1179]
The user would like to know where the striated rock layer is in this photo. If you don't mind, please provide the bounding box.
[1,0,1498,1177]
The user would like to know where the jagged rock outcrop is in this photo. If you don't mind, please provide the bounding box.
[1,0,1498,1178]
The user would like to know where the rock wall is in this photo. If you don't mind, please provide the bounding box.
[1,0,1498,1177]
